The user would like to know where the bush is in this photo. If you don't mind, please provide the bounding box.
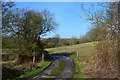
[46,43,56,48]
[68,39,80,45]
[58,40,69,46]
[95,39,119,69]
[2,37,18,49]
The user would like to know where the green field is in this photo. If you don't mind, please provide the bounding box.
[46,42,96,56]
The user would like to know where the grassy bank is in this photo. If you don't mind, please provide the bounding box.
[15,61,51,79]
[70,55,87,78]
[46,42,96,56]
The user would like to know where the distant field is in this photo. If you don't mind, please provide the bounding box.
[2,42,96,56]
[46,42,97,56]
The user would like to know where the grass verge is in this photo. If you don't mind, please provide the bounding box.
[70,55,87,78]
[15,61,51,79]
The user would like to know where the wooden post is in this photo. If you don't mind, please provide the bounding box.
[76,52,79,58]
[42,53,44,63]
[33,56,35,63]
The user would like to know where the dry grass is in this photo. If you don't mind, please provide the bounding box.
[84,40,120,78]
[84,56,119,78]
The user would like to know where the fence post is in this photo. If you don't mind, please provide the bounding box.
[76,52,79,58]
[42,53,44,62]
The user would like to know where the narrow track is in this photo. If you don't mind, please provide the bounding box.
[24,56,75,80]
